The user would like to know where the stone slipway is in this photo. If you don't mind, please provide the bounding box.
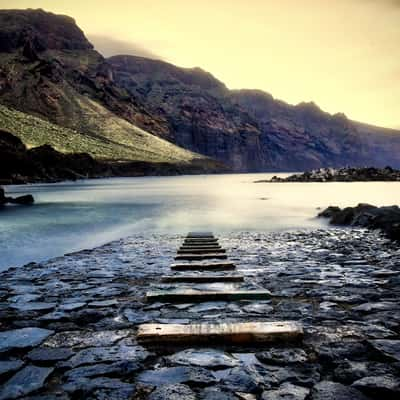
[0,229,399,399]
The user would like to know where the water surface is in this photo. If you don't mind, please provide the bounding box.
[1,173,399,270]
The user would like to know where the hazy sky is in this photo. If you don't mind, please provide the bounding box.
[1,0,399,129]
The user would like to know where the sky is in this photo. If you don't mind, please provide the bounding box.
[1,0,399,129]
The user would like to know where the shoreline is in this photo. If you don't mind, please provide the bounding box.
[1,228,399,398]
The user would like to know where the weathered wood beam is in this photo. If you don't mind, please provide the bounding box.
[171,262,236,271]
[137,321,304,344]
[161,275,244,283]
[146,289,271,303]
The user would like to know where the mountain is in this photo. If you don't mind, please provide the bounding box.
[109,55,400,171]
[0,9,222,173]
[0,9,399,174]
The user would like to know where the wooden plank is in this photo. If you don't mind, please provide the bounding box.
[187,232,214,238]
[171,262,236,271]
[137,321,304,344]
[184,239,219,245]
[146,289,271,303]
[175,253,228,261]
[161,275,244,283]
[181,243,221,249]
[177,248,226,254]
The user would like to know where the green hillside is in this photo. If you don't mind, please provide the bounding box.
[0,103,204,164]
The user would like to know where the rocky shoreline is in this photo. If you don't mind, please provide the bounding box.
[255,167,400,183]
[318,204,400,241]
[0,229,399,399]
[0,130,226,185]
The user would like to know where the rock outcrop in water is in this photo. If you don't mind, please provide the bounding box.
[319,203,400,241]
[256,167,400,183]
[0,186,34,206]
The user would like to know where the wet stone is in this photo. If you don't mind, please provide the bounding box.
[0,360,24,379]
[0,365,53,400]
[0,328,54,354]
[59,302,86,311]
[167,349,240,369]
[65,360,141,381]
[368,339,400,362]
[63,377,135,399]
[88,299,118,307]
[148,384,196,400]
[137,366,217,387]
[256,348,308,366]
[200,387,238,399]
[310,381,370,400]
[43,330,129,349]
[60,345,149,369]
[352,375,400,398]
[10,302,57,312]
[221,367,262,393]
[27,347,74,363]
[261,382,310,400]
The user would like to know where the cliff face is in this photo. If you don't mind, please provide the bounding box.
[109,55,264,171]
[0,9,399,173]
[0,9,220,171]
[110,56,400,171]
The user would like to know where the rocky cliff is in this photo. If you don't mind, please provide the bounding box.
[110,55,400,171]
[0,9,399,173]
[0,9,221,174]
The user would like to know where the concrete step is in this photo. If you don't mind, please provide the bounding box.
[161,275,244,283]
[137,321,304,344]
[171,262,236,271]
[146,289,271,303]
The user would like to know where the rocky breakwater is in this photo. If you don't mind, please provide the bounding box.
[319,204,400,241]
[0,187,34,207]
[255,167,400,183]
[0,229,399,399]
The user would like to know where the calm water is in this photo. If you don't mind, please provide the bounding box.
[1,173,399,270]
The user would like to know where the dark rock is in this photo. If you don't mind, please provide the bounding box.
[137,366,217,387]
[148,384,196,400]
[0,360,24,380]
[59,345,149,369]
[333,361,369,384]
[0,327,54,353]
[64,360,141,381]
[167,349,239,369]
[11,302,56,312]
[318,203,400,241]
[352,375,400,398]
[310,381,370,400]
[221,367,262,393]
[62,377,135,399]
[261,382,310,400]
[0,365,53,399]
[256,348,308,366]
[8,194,34,205]
[368,340,400,362]
[27,347,74,363]
[200,387,238,399]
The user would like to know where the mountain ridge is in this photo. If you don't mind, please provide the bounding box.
[0,8,399,173]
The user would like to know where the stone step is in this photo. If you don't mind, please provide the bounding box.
[177,248,226,254]
[175,253,228,261]
[137,321,303,344]
[170,262,236,271]
[161,275,244,283]
[146,289,270,303]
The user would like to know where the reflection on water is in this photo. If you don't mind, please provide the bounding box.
[1,173,399,270]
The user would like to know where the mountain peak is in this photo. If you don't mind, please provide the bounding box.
[0,8,93,53]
